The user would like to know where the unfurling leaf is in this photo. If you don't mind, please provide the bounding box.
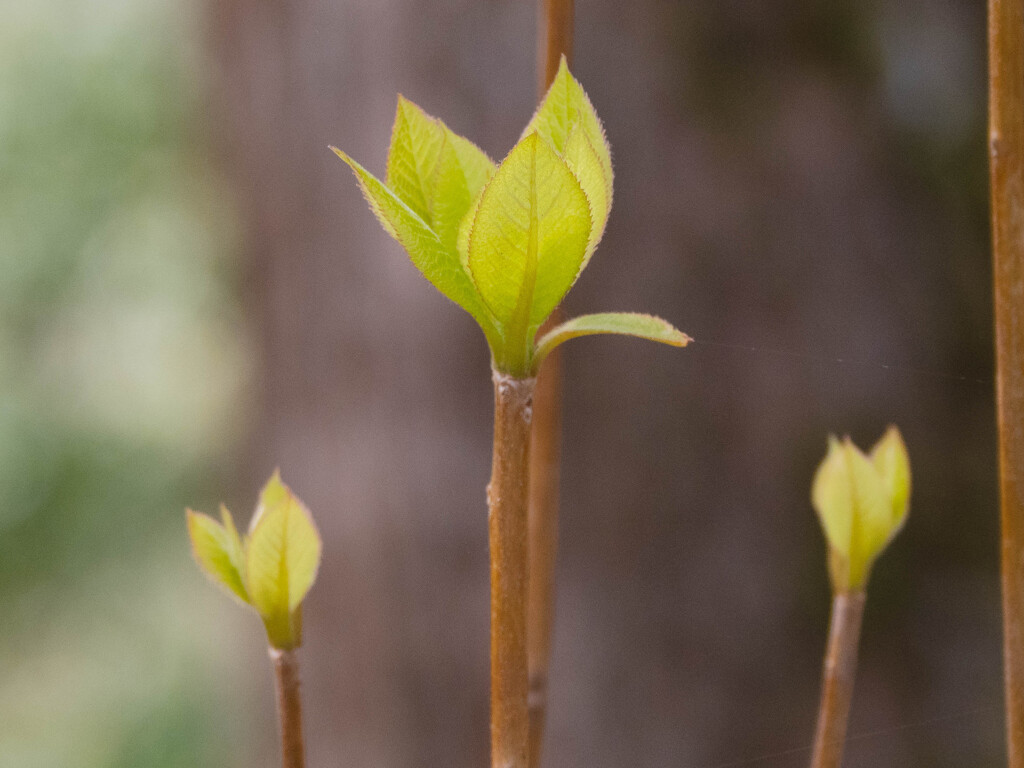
[187,508,249,605]
[333,63,689,377]
[467,133,591,373]
[522,56,613,194]
[186,472,323,649]
[811,428,911,592]
[534,313,690,372]
[331,148,496,340]
[246,474,322,649]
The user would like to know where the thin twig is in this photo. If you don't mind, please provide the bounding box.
[270,647,306,768]
[528,4,574,767]
[809,592,865,768]
[490,372,537,768]
[989,0,1024,763]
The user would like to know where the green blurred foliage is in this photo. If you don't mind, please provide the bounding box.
[0,0,250,764]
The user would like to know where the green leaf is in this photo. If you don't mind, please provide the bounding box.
[386,96,446,223]
[466,132,591,374]
[244,474,322,649]
[186,508,250,605]
[331,147,497,342]
[533,312,689,373]
[430,127,496,252]
[811,431,912,592]
[219,504,246,587]
[812,437,854,582]
[870,425,911,527]
[563,125,611,260]
[842,438,894,589]
[523,56,613,201]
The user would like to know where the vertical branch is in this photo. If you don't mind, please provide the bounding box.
[537,0,575,96]
[490,372,537,768]
[990,0,1024,763]
[270,648,307,768]
[809,592,866,768]
[528,3,574,766]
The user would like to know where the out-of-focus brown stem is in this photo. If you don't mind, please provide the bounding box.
[537,0,574,97]
[528,6,574,767]
[270,648,306,768]
[809,592,865,768]
[989,0,1024,763]
[490,372,536,768]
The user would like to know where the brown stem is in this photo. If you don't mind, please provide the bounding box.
[528,6,574,766]
[490,372,536,768]
[526,344,562,768]
[989,0,1024,763]
[809,592,866,768]
[270,648,306,768]
[537,0,574,96]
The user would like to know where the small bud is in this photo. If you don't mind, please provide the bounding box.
[811,427,911,592]
[186,471,323,649]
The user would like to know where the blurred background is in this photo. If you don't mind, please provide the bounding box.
[0,0,999,766]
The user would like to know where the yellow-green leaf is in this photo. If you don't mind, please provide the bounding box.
[870,425,911,527]
[467,133,591,374]
[811,430,912,592]
[219,504,246,587]
[812,437,855,574]
[563,125,611,260]
[842,438,893,589]
[523,56,613,199]
[386,96,446,223]
[533,312,689,373]
[430,127,496,253]
[186,509,250,605]
[245,475,322,648]
[332,147,496,342]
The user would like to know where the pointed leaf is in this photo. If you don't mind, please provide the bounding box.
[386,97,445,222]
[523,56,613,197]
[332,147,496,339]
[446,129,496,200]
[843,438,894,589]
[186,509,250,605]
[467,133,591,373]
[812,436,855,580]
[430,128,496,252]
[870,425,911,527]
[220,504,246,586]
[563,126,611,260]
[533,312,689,372]
[245,475,322,648]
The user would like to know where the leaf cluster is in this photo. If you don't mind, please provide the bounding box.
[333,57,688,377]
[186,472,322,649]
[811,426,911,593]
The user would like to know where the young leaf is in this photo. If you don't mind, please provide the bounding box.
[245,476,323,641]
[812,437,855,585]
[523,56,613,198]
[186,509,250,605]
[466,133,591,373]
[870,425,911,525]
[563,126,611,260]
[430,128,495,252]
[842,438,894,590]
[219,504,247,587]
[331,147,497,341]
[811,431,912,592]
[533,312,690,373]
[386,96,446,223]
